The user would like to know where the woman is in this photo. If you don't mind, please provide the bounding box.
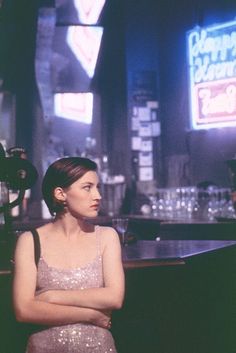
[13,157,125,353]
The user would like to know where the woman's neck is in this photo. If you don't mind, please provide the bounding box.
[52,214,93,238]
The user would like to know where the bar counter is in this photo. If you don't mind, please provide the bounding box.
[122,239,236,268]
[114,238,236,353]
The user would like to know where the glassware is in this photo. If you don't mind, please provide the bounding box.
[112,218,129,245]
[148,194,158,217]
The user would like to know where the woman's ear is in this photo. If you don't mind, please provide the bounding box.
[54,187,66,203]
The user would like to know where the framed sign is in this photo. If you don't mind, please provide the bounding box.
[187,20,236,130]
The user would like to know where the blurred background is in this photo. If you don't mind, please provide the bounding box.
[1,0,236,218]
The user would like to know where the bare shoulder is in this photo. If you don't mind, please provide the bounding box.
[16,231,34,246]
[98,225,118,237]
[16,224,49,248]
[98,226,122,259]
[98,226,120,244]
[14,231,35,263]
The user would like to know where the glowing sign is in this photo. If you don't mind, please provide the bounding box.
[56,0,106,25]
[54,93,93,124]
[67,26,103,78]
[73,0,106,25]
[187,20,236,129]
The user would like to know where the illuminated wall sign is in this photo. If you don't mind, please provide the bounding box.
[187,20,236,129]
[67,26,103,78]
[56,0,106,25]
[73,0,106,25]
[54,92,93,124]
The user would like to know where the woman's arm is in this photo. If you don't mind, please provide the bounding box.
[36,227,125,310]
[13,232,111,327]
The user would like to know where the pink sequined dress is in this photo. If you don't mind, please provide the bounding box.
[26,226,117,353]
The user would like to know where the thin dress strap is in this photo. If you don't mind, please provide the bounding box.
[30,229,41,267]
[95,225,102,257]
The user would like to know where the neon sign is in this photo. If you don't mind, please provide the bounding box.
[56,0,106,25]
[73,0,106,25]
[54,92,93,124]
[67,26,103,78]
[187,20,236,129]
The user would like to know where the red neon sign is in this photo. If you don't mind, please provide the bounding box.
[187,20,236,129]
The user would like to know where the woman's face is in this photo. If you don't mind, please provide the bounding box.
[63,170,102,218]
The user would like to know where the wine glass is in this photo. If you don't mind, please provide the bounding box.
[112,218,129,245]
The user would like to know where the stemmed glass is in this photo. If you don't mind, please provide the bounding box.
[112,218,129,245]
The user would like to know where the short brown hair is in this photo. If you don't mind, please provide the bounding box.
[42,157,97,215]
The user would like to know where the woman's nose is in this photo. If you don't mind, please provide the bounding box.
[94,188,102,200]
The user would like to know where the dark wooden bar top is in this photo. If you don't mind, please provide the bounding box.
[122,239,236,268]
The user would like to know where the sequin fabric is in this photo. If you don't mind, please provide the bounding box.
[26,226,117,353]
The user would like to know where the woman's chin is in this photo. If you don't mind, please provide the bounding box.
[86,209,99,218]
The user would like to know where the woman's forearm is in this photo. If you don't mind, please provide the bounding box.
[36,287,124,310]
[14,298,111,327]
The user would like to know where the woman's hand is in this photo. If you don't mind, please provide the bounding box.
[90,309,112,329]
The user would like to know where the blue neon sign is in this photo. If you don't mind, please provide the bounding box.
[187,20,236,129]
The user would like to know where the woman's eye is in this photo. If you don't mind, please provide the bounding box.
[83,185,91,191]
